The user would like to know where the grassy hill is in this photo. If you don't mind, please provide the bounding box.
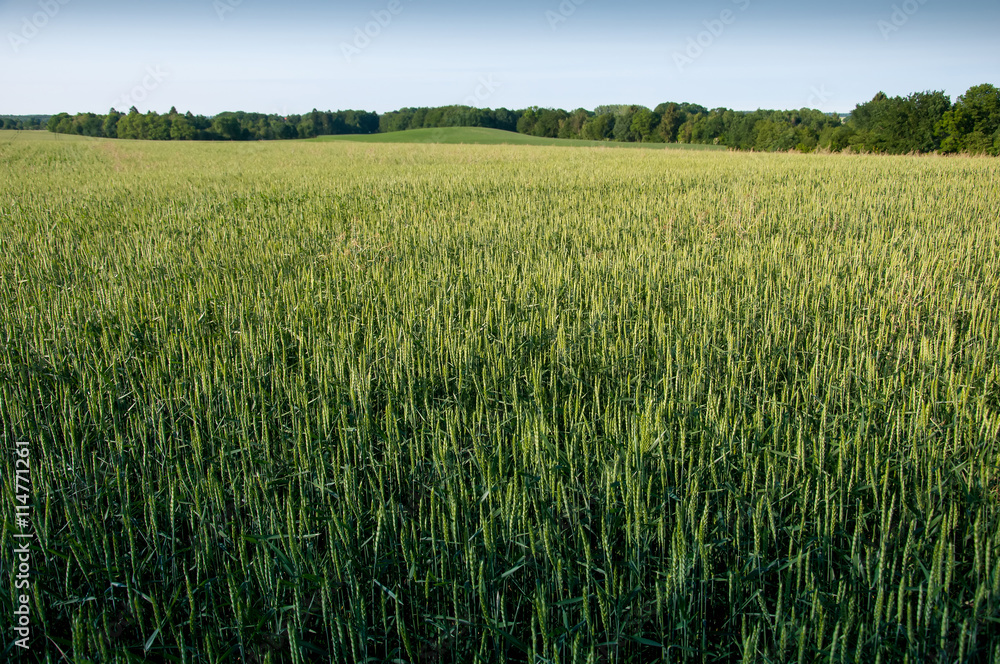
[0,127,726,150]
[315,126,726,150]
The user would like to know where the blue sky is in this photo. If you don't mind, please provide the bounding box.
[1,0,997,115]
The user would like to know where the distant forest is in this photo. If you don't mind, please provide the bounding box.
[28,83,1000,155]
[0,115,48,130]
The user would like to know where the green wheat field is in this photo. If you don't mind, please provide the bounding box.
[2,130,999,663]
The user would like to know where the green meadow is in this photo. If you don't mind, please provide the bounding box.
[316,127,726,150]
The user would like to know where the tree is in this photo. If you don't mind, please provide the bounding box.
[516,108,538,135]
[147,112,171,140]
[581,113,614,140]
[904,91,951,152]
[494,108,519,132]
[612,106,638,142]
[827,125,855,152]
[532,109,567,138]
[170,114,197,140]
[47,113,70,133]
[939,84,1000,155]
[275,119,297,140]
[408,108,428,129]
[630,108,657,142]
[846,90,949,154]
[654,103,684,142]
[562,108,590,139]
[73,112,103,137]
[56,115,76,134]
[676,113,702,143]
[103,109,122,138]
[213,115,243,140]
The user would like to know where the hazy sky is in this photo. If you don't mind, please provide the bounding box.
[1,0,997,115]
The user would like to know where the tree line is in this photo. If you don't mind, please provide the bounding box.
[44,108,378,141]
[1,115,48,130]
[41,83,999,155]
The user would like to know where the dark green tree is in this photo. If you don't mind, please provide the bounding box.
[213,115,243,140]
[612,106,638,142]
[102,109,122,138]
[939,84,1000,155]
[630,107,658,142]
[581,113,614,140]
